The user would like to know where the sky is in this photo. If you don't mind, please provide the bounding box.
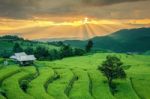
[0,0,150,40]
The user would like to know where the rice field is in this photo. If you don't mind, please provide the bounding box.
[0,53,150,99]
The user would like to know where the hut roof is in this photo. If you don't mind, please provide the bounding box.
[10,52,36,62]
[15,52,27,57]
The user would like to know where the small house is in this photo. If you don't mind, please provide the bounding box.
[10,52,36,66]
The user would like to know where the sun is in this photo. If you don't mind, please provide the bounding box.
[83,17,89,24]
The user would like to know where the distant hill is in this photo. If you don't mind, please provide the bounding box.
[0,35,60,57]
[63,28,150,52]
[36,37,80,42]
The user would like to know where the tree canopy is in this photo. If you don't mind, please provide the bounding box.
[99,55,126,91]
[85,40,93,52]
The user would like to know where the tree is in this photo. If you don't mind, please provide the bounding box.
[0,50,12,58]
[13,43,23,53]
[34,46,49,60]
[48,49,59,60]
[85,40,93,52]
[74,48,85,56]
[61,44,73,57]
[99,55,126,89]
[24,47,34,54]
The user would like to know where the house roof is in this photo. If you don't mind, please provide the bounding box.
[10,52,36,61]
[15,52,27,57]
[17,55,36,61]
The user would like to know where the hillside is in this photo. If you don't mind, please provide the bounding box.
[63,28,150,52]
[0,35,60,57]
[0,53,150,99]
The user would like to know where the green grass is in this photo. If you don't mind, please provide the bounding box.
[0,58,4,64]
[34,53,150,99]
[47,69,74,99]
[88,70,115,99]
[0,95,6,99]
[27,67,55,99]
[130,74,150,99]
[2,66,36,99]
[69,69,93,99]
[0,66,20,99]
[114,79,139,99]
[37,53,150,70]
[0,66,20,82]
[0,53,150,99]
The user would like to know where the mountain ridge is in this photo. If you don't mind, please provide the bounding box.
[62,27,150,52]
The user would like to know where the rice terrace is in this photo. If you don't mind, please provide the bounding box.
[0,0,150,99]
[0,51,150,99]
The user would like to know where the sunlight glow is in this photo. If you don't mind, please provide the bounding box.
[0,17,150,34]
[83,17,89,24]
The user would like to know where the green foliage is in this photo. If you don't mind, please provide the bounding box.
[85,40,93,52]
[63,28,150,52]
[48,41,65,47]
[20,80,29,92]
[99,55,126,94]
[13,43,23,53]
[99,55,126,80]
[0,50,13,58]
[33,44,85,61]
[24,47,34,55]
[0,35,24,41]
[0,35,85,61]
[60,44,73,57]
[0,58,4,64]
[144,50,150,55]
[34,46,50,60]
[74,48,85,56]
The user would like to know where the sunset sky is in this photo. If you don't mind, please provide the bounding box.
[0,0,150,40]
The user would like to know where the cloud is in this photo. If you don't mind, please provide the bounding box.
[0,0,39,19]
[81,0,147,6]
[0,0,149,19]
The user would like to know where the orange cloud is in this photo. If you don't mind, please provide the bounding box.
[0,17,150,40]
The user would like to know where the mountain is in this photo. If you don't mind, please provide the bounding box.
[63,28,150,52]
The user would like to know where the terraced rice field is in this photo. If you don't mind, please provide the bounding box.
[0,53,150,99]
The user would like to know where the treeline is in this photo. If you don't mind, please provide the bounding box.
[0,35,24,41]
[12,42,86,61]
[0,35,94,60]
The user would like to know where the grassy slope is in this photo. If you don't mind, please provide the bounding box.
[69,69,93,99]
[2,67,36,99]
[131,74,150,99]
[27,67,55,99]
[0,53,150,99]
[47,69,74,99]
[36,53,150,99]
[88,70,115,99]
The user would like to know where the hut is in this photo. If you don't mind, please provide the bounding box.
[10,52,36,66]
